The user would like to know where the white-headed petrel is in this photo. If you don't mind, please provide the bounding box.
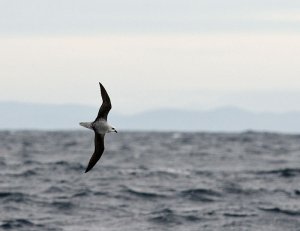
[79,83,117,173]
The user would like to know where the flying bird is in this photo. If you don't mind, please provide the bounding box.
[79,83,117,173]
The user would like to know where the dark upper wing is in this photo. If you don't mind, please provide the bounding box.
[85,133,105,173]
[95,82,112,121]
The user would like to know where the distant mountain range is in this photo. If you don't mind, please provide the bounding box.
[0,101,300,132]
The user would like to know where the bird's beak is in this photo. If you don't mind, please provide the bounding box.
[115,130,118,133]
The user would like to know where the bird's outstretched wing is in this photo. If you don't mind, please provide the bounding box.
[95,82,112,121]
[85,133,105,173]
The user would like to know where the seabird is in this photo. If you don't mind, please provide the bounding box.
[79,82,117,173]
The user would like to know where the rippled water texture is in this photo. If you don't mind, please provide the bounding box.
[1,131,300,230]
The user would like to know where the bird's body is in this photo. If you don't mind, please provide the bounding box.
[79,83,117,173]
[94,120,115,134]
[80,120,114,134]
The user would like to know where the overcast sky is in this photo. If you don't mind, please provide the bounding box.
[1,0,300,114]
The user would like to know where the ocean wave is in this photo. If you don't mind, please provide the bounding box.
[149,208,201,225]
[0,219,42,230]
[43,186,65,194]
[222,182,252,195]
[51,201,74,210]
[180,188,221,202]
[223,212,257,217]
[0,158,6,166]
[256,168,300,178]
[124,187,167,199]
[259,207,300,216]
[23,160,42,165]
[0,192,29,203]
[47,161,85,171]
[72,188,94,198]
[13,169,39,177]
[62,141,78,147]
[143,169,184,178]
[3,165,42,178]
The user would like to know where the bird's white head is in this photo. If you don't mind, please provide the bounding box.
[108,125,118,133]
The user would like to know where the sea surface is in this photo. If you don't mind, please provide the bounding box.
[1,131,300,231]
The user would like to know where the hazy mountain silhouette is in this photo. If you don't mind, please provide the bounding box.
[1,101,299,132]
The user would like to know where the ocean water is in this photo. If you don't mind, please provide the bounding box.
[1,131,300,231]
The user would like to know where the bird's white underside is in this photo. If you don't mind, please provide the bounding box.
[79,120,113,134]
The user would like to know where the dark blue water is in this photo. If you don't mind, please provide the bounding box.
[1,131,300,230]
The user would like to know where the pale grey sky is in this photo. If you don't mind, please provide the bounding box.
[1,0,300,114]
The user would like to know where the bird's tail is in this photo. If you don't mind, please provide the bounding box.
[79,122,93,130]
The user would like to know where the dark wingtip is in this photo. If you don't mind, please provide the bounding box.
[99,82,106,92]
[85,163,94,173]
